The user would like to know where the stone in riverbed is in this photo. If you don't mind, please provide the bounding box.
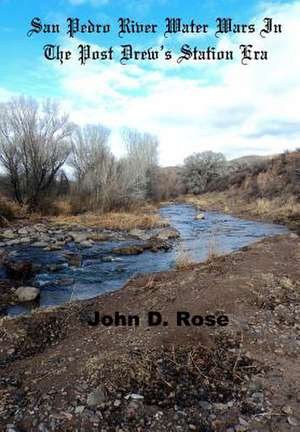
[195,213,205,220]
[113,239,171,255]
[15,286,40,302]
[102,255,122,262]
[1,229,16,239]
[69,232,88,243]
[5,239,22,246]
[129,229,152,241]
[154,228,180,240]
[19,237,31,244]
[33,241,49,248]
[146,239,171,252]
[79,240,95,248]
[88,232,112,242]
[18,227,29,235]
[112,245,145,255]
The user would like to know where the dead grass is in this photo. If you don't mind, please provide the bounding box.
[0,195,22,223]
[180,193,228,212]
[174,248,196,270]
[206,236,221,261]
[84,336,262,409]
[49,210,169,231]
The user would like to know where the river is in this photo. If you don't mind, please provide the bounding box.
[3,204,288,316]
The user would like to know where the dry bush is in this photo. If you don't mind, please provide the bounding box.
[34,197,72,217]
[175,248,195,270]
[255,198,272,216]
[84,336,262,410]
[181,193,228,212]
[0,194,20,221]
[206,236,221,261]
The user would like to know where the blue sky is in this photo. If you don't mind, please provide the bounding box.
[0,0,299,165]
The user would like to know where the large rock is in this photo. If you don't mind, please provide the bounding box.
[69,232,88,243]
[129,229,152,241]
[113,239,171,256]
[112,245,145,255]
[15,286,40,302]
[155,228,180,241]
[145,239,171,252]
[79,240,94,248]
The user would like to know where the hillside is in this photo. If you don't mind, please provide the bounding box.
[183,151,300,231]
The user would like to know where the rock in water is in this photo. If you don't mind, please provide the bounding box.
[195,213,205,220]
[79,240,94,248]
[129,229,152,241]
[112,245,145,255]
[69,232,88,243]
[15,286,40,302]
[155,228,180,240]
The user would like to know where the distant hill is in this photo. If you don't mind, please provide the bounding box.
[229,154,275,167]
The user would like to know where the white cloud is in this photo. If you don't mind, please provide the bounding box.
[0,87,16,102]
[56,1,300,165]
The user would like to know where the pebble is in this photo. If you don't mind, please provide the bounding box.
[287,416,299,426]
[87,388,106,407]
[75,405,85,414]
[282,405,293,415]
[124,393,144,400]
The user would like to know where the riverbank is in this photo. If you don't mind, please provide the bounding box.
[180,192,300,232]
[0,233,299,431]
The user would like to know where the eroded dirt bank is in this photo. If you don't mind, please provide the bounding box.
[0,234,299,431]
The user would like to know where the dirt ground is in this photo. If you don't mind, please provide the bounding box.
[0,233,299,431]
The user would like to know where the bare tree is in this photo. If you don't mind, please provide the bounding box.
[182,151,226,194]
[71,124,116,211]
[0,96,74,210]
[121,128,159,201]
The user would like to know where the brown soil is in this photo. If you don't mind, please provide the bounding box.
[0,234,299,431]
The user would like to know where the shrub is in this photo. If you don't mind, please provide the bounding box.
[0,194,19,222]
[175,248,195,270]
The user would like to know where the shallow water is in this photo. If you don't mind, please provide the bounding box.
[4,204,288,316]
